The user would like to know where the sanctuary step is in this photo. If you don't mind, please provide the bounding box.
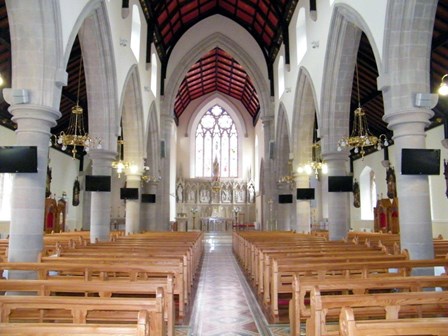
[203,231,232,245]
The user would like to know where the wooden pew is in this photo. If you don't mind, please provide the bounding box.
[0,292,165,335]
[339,306,448,336]
[0,278,175,336]
[0,310,149,335]
[290,274,448,336]
[267,252,415,318]
[0,261,187,319]
[309,287,448,336]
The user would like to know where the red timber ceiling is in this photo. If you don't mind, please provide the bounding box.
[139,0,299,122]
[0,1,447,159]
[174,47,259,120]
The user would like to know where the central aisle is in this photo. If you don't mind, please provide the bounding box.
[184,232,289,336]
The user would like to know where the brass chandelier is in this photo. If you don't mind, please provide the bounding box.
[278,158,295,185]
[111,137,129,178]
[141,159,161,183]
[54,56,101,158]
[337,63,389,158]
[297,143,328,179]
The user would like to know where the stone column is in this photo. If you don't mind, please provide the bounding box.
[125,174,141,234]
[88,149,115,243]
[276,182,294,231]
[6,103,61,269]
[322,152,350,240]
[159,113,176,231]
[295,175,311,233]
[261,116,275,231]
[383,108,434,260]
[141,181,159,232]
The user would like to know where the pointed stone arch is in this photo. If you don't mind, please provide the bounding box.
[120,65,145,163]
[164,32,270,120]
[75,2,119,152]
[292,67,318,165]
[275,103,291,178]
[320,4,381,156]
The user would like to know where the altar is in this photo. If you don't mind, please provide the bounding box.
[201,217,231,232]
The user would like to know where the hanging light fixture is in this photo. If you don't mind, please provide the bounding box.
[54,56,101,158]
[278,158,295,185]
[111,137,129,178]
[337,63,389,158]
[141,158,161,183]
[297,143,328,179]
[438,74,448,96]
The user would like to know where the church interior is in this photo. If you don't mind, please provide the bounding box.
[0,0,448,335]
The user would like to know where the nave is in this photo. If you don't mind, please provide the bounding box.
[178,232,290,336]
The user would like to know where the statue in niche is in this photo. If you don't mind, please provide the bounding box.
[248,183,255,203]
[200,188,210,203]
[176,183,183,203]
[187,188,196,203]
[221,188,231,203]
[386,166,397,199]
[235,188,245,203]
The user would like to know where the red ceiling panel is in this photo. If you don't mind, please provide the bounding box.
[174,47,259,119]
[138,0,298,121]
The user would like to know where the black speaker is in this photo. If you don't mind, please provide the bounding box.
[161,140,166,158]
[269,140,275,160]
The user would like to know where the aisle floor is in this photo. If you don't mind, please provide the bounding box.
[176,232,290,336]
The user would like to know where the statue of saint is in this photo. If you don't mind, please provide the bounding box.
[248,184,255,203]
[444,159,448,198]
[212,157,220,181]
[353,178,360,208]
[176,184,183,203]
[386,166,397,199]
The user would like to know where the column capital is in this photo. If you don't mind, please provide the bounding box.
[321,151,349,163]
[261,115,274,126]
[8,103,61,133]
[126,174,142,183]
[87,148,116,162]
[383,107,433,131]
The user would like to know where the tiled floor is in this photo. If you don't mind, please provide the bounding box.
[176,232,290,336]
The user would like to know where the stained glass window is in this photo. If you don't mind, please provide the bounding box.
[195,105,238,177]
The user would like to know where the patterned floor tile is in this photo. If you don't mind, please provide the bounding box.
[182,233,299,336]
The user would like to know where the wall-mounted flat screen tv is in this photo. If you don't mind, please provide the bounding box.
[120,187,139,200]
[297,188,315,200]
[328,176,353,192]
[141,193,156,203]
[401,148,441,175]
[278,194,293,204]
[0,146,38,173]
[85,175,111,192]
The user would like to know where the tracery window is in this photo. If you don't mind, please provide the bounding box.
[195,105,238,178]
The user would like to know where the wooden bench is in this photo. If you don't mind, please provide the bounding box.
[0,292,165,335]
[267,253,416,318]
[0,261,187,319]
[0,278,175,336]
[339,307,448,336]
[310,287,448,336]
[0,311,149,335]
[290,274,448,336]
